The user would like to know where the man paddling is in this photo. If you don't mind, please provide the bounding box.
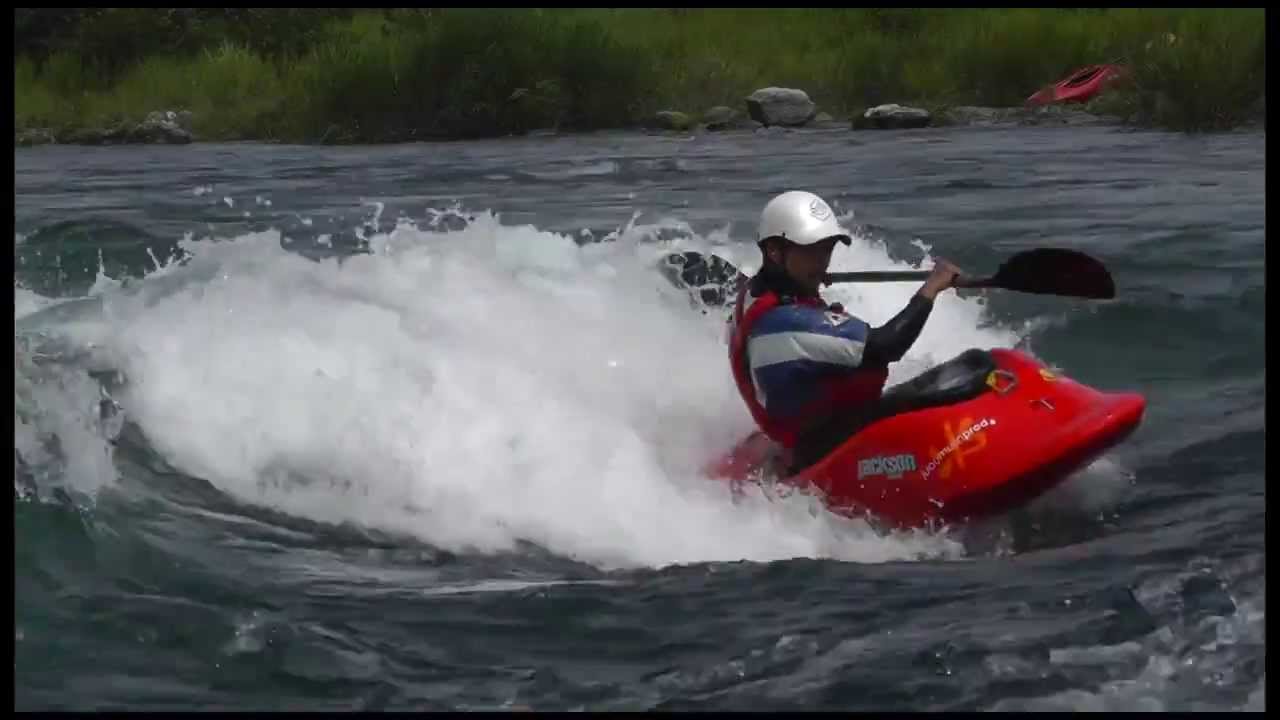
[727,190,963,471]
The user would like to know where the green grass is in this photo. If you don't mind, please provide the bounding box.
[14,8,1266,143]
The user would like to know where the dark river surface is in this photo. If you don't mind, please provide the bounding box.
[14,125,1264,710]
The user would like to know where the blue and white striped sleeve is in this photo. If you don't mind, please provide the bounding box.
[746,304,871,415]
[749,304,870,371]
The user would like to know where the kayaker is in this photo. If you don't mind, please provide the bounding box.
[727,190,963,471]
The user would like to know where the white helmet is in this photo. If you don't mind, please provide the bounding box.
[756,191,851,247]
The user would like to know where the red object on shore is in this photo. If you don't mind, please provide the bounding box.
[704,349,1145,530]
[1026,64,1127,106]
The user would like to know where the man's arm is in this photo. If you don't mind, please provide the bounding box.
[747,259,962,397]
[746,304,872,417]
[748,304,872,375]
[859,259,962,367]
[861,295,934,367]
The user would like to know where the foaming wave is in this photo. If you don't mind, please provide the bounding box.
[30,207,1033,568]
[1023,456,1136,517]
[15,335,119,502]
[15,287,57,320]
[15,270,122,502]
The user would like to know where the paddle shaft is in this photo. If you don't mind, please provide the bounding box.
[666,247,1114,299]
[825,270,931,282]
[825,270,994,288]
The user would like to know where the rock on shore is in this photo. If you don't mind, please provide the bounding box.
[744,87,817,127]
[853,104,932,129]
[16,110,193,146]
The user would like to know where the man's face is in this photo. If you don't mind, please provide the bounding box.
[770,238,837,294]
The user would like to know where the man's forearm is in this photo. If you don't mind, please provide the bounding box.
[862,295,934,366]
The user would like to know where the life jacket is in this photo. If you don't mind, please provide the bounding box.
[729,283,889,449]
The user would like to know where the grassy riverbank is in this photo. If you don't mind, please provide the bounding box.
[14,8,1265,143]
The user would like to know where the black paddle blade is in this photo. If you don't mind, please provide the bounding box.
[659,251,745,307]
[989,248,1116,299]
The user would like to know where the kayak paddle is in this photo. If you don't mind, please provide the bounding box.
[824,248,1116,299]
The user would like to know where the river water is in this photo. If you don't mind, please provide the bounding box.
[14,125,1264,711]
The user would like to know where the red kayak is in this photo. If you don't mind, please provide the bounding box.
[705,348,1145,529]
[1026,64,1126,106]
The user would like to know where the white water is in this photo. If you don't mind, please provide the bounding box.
[14,329,119,502]
[16,207,1046,569]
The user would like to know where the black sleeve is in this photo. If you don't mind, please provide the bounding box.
[861,294,934,367]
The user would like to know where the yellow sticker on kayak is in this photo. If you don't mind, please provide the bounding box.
[1040,368,1058,382]
[985,370,1018,394]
